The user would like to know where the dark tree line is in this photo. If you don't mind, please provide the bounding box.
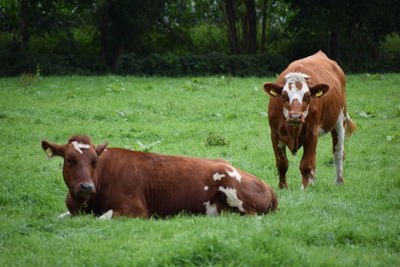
[0,0,399,75]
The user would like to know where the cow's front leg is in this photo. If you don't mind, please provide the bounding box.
[272,134,288,189]
[112,199,149,218]
[65,192,81,215]
[300,133,318,189]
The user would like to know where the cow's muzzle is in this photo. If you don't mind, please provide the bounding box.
[78,183,96,195]
[287,112,304,125]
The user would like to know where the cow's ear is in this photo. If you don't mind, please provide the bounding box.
[310,84,329,98]
[263,83,283,97]
[95,142,108,156]
[42,140,65,158]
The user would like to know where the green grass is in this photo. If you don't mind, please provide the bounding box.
[1,74,399,266]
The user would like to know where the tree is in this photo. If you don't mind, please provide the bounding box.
[95,0,166,68]
[243,0,257,54]
[286,0,400,70]
[222,0,240,54]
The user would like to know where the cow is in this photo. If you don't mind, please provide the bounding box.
[263,51,356,189]
[42,135,277,219]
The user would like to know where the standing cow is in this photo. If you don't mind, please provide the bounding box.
[263,51,355,189]
[42,135,277,218]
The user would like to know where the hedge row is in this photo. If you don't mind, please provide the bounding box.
[0,40,288,76]
[116,53,289,76]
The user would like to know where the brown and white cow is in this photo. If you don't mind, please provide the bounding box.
[42,135,277,218]
[263,51,356,189]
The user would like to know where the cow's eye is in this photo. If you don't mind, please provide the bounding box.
[67,158,76,165]
[282,94,289,101]
[91,160,97,168]
[303,94,310,101]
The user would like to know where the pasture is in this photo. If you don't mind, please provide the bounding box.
[0,74,399,266]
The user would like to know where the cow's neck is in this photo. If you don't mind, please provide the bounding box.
[282,123,304,154]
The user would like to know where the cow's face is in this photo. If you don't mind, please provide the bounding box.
[263,73,329,125]
[42,135,108,198]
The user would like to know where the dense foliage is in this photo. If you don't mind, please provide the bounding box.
[0,0,399,76]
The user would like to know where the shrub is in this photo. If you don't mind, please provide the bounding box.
[116,52,288,76]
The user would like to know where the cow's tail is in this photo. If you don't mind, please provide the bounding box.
[344,113,356,137]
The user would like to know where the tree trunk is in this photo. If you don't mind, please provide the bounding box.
[18,0,33,73]
[99,0,124,68]
[18,0,30,44]
[328,8,341,62]
[222,0,239,54]
[260,0,268,53]
[243,0,257,54]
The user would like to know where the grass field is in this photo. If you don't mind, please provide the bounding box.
[1,74,399,266]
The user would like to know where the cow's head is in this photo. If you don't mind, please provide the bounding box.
[42,135,108,198]
[263,72,329,125]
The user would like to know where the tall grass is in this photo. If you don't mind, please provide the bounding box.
[0,74,399,266]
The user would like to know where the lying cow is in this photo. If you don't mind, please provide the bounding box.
[42,135,277,218]
[263,51,356,189]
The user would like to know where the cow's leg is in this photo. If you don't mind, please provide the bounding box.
[331,112,346,184]
[98,209,113,219]
[300,134,318,189]
[271,134,288,189]
[65,193,81,215]
[57,211,72,219]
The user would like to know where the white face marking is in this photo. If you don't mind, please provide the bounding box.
[303,106,309,118]
[99,209,113,219]
[203,201,219,216]
[283,72,310,105]
[57,211,71,219]
[283,108,289,118]
[225,165,242,182]
[218,186,245,212]
[204,186,209,191]
[213,172,226,181]
[71,141,90,154]
[334,108,345,184]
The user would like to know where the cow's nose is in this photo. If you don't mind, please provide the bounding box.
[290,113,301,119]
[80,183,95,193]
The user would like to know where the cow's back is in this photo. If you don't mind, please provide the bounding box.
[92,148,276,217]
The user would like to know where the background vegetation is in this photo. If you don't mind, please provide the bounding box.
[1,74,399,265]
[1,0,399,76]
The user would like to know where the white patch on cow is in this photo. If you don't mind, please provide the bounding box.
[300,184,305,190]
[308,171,315,185]
[334,108,346,184]
[203,201,219,216]
[99,209,113,219]
[283,72,310,104]
[318,127,328,136]
[213,172,226,181]
[204,186,209,191]
[303,106,309,118]
[218,186,245,212]
[71,141,90,154]
[284,72,310,81]
[283,107,289,118]
[225,165,242,182]
[57,211,71,219]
